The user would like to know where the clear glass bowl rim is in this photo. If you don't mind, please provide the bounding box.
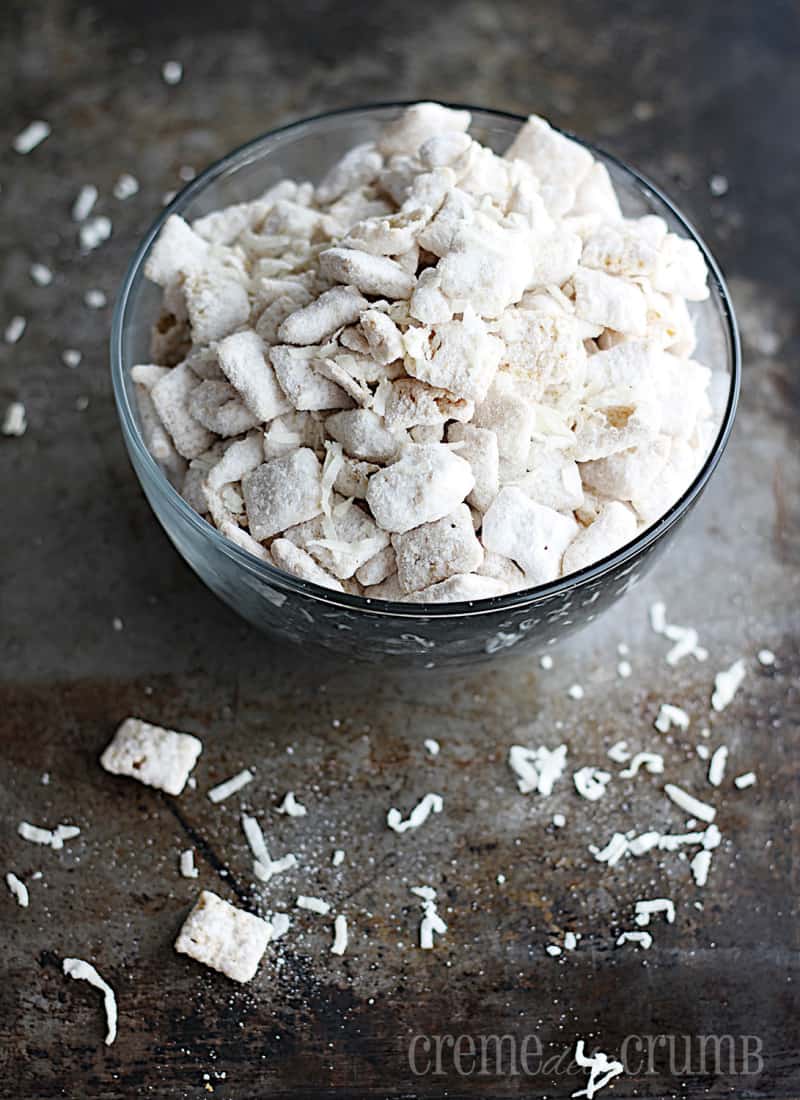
[110,100,742,620]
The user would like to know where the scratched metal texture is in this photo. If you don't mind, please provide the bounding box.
[0,1,798,1098]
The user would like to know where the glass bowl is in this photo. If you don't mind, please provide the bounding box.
[111,103,740,668]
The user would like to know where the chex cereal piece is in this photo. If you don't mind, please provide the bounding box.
[366,443,474,533]
[100,717,202,795]
[325,408,402,463]
[144,215,209,287]
[183,270,250,345]
[278,286,368,345]
[319,247,416,300]
[383,378,473,431]
[377,102,470,158]
[445,423,499,513]
[216,330,291,422]
[482,487,578,583]
[242,448,322,540]
[562,501,638,574]
[174,890,272,983]
[270,539,344,591]
[403,308,503,402]
[572,266,648,335]
[150,362,215,459]
[407,573,507,601]
[316,141,383,204]
[270,345,352,411]
[392,504,483,592]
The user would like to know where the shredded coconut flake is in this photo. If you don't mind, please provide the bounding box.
[690,848,713,887]
[63,958,117,1045]
[13,120,51,154]
[270,913,291,939]
[62,349,82,368]
[162,59,183,84]
[241,814,297,882]
[80,215,112,252]
[332,848,345,866]
[18,821,80,849]
[411,886,447,949]
[276,791,307,817]
[539,654,554,670]
[619,752,663,779]
[84,289,107,309]
[2,402,27,437]
[572,1039,624,1099]
[573,766,611,801]
[711,658,746,712]
[664,783,716,823]
[509,743,567,796]
[331,913,348,955]
[179,849,198,879]
[757,649,775,667]
[606,740,630,763]
[296,895,330,915]
[5,315,26,344]
[424,738,440,756]
[6,872,29,907]
[387,792,443,833]
[707,745,728,787]
[616,930,652,949]
[734,771,756,790]
[654,703,690,733]
[634,897,675,926]
[113,173,139,200]
[208,769,254,803]
[71,184,98,222]
[568,683,584,700]
[30,263,53,286]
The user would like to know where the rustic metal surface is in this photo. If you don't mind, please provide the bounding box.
[1,1,798,1097]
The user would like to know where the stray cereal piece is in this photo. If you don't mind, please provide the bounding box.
[100,717,203,796]
[174,890,272,983]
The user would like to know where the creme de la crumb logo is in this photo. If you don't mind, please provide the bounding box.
[407,1032,765,1082]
